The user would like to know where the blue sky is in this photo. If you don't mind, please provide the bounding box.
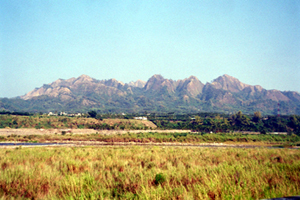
[1,0,299,97]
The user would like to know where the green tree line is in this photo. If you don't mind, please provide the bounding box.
[149,111,300,135]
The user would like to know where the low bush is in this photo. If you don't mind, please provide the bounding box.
[154,173,166,185]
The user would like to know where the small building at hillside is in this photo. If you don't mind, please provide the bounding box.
[134,117,147,120]
[270,132,287,135]
[48,112,57,116]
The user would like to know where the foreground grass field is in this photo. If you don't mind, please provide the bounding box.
[0,146,299,199]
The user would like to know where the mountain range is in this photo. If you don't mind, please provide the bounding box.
[1,74,300,115]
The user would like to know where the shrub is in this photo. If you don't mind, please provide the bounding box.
[78,125,84,129]
[154,173,166,185]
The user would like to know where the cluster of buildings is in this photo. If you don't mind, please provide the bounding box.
[134,116,148,120]
[47,112,83,117]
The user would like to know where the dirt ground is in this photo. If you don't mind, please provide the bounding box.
[0,128,191,136]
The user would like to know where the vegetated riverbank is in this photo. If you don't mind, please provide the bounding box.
[1,130,299,148]
[0,146,299,199]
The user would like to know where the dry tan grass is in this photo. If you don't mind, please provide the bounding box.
[0,128,190,136]
[0,146,299,199]
[102,118,157,129]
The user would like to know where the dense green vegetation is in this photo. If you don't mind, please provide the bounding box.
[0,115,156,130]
[0,110,32,116]
[0,146,299,199]
[1,111,300,135]
[79,132,300,145]
[147,111,300,135]
[97,111,300,135]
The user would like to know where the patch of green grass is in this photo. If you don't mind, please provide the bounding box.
[26,140,38,143]
[154,173,166,185]
[1,132,300,146]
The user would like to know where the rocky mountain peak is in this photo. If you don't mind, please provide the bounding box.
[144,74,165,90]
[152,74,164,80]
[211,74,249,92]
[15,74,300,115]
[187,75,198,80]
[103,78,125,88]
[78,74,90,78]
[128,80,146,88]
[50,79,64,88]
[75,74,94,83]
[144,74,177,93]
[176,76,204,97]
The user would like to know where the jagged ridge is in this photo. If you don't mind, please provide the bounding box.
[1,74,299,115]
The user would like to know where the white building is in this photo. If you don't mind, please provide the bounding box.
[134,116,147,120]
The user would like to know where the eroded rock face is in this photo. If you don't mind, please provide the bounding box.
[144,74,177,93]
[128,80,146,88]
[211,74,250,92]
[176,76,204,97]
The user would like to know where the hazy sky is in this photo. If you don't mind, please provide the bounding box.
[1,0,299,97]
